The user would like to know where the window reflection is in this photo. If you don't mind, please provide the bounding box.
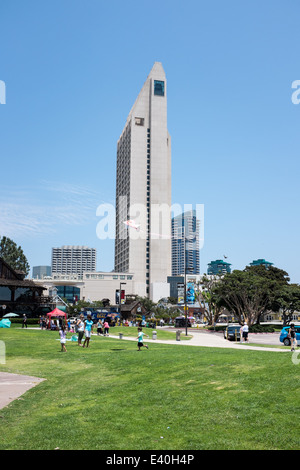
[154,80,165,96]
[0,286,12,301]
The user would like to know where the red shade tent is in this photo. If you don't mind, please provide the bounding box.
[47,308,67,328]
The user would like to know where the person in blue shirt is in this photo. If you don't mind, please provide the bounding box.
[136,327,149,351]
[83,314,94,348]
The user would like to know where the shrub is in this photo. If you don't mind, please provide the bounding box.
[7,318,39,326]
[249,324,275,333]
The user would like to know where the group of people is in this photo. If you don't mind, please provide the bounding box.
[39,315,64,330]
[95,318,110,336]
[58,314,150,353]
[58,315,111,352]
[239,322,298,351]
[58,314,94,352]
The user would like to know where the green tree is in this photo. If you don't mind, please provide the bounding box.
[272,284,300,325]
[213,269,278,326]
[0,236,30,276]
[244,264,290,285]
[196,275,222,325]
[136,296,156,315]
[244,265,295,323]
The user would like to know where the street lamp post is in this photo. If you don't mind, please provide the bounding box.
[183,226,188,336]
[119,282,126,326]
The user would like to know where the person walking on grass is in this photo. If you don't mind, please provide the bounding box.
[242,322,249,342]
[288,323,297,352]
[103,319,110,336]
[240,324,244,342]
[83,314,94,348]
[96,319,103,336]
[59,323,67,352]
[136,327,149,351]
[76,315,85,347]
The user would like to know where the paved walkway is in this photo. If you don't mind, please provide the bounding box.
[0,330,291,411]
[108,330,290,352]
[0,372,45,410]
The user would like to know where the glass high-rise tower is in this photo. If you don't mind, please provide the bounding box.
[114,63,172,296]
[171,211,200,276]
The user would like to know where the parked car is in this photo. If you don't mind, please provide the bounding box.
[175,316,191,328]
[279,325,300,346]
[67,317,81,327]
[224,324,241,341]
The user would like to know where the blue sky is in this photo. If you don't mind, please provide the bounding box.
[0,0,300,282]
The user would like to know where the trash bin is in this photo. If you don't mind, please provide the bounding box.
[152,331,157,340]
[176,330,181,341]
[119,333,123,339]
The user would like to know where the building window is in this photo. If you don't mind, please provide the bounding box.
[135,117,144,126]
[14,288,34,302]
[154,80,165,96]
[0,286,12,301]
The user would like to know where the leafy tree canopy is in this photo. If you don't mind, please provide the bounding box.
[0,236,30,276]
[213,265,294,326]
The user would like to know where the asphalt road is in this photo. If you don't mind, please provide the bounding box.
[191,329,282,345]
[161,327,285,346]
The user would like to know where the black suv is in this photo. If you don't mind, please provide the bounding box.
[224,325,241,341]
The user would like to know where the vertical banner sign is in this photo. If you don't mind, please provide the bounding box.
[177,283,185,304]
[121,289,125,304]
[187,282,195,304]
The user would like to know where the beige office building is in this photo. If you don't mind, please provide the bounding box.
[115,62,171,298]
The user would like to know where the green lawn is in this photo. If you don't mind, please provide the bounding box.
[0,327,299,450]
[9,323,193,341]
[104,325,193,340]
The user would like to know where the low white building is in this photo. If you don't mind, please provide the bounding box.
[33,272,149,304]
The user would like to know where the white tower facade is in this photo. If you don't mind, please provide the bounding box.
[115,62,171,297]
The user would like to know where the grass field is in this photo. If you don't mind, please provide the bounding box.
[0,327,299,450]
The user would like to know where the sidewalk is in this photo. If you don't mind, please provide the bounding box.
[0,372,45,410]
[107,330,290,352]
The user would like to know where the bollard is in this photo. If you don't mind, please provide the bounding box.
[176,330,181,341]
[152,331,157,340]
[119,333,123,339]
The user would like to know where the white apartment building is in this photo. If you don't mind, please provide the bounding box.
[52,245,96,276]
[115,62,172,299]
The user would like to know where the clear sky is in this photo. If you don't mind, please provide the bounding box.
[0,0,300,282]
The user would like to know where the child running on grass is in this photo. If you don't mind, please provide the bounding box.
[59,323,67,352]
[136,327,149,351]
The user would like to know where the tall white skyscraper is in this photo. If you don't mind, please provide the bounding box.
[115,62,172,297]
[52,246,96,276]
